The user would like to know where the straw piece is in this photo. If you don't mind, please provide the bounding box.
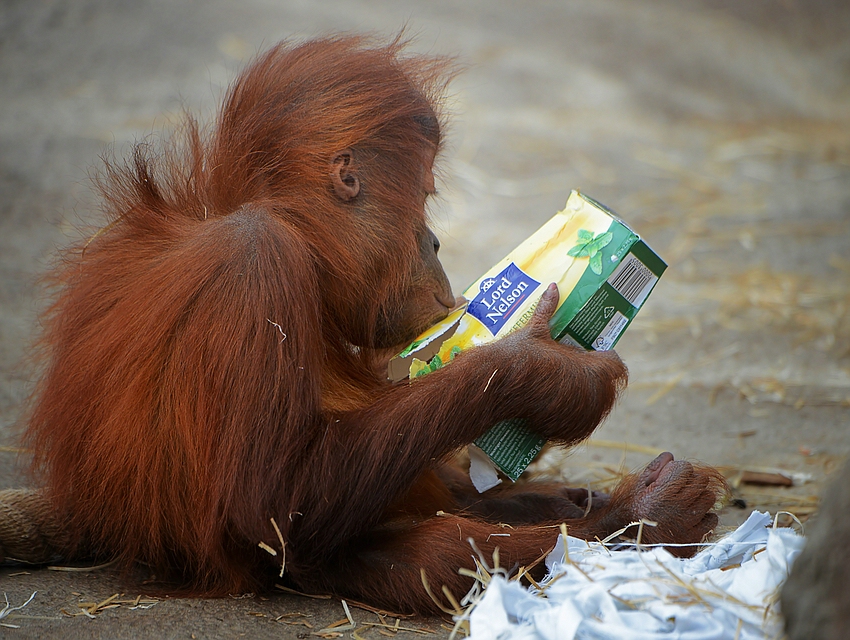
[441,586,463,615]
[0,591,36,627]
[420,568,458,616]
[258,541,277,556]
[740,471,793,487]
[482,369,499,394]
[47,559,119,572]
[645,373,685,406]
[345,599,413,619]
[0,446,30,454]
[585,439,666,457]
[274,584,332,599]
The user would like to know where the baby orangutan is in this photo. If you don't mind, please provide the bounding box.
[8,35,727,614]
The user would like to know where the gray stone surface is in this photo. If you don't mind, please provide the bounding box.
[782,461,850,640]
[1,0,848,637]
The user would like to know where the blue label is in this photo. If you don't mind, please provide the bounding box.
[467,262,541,336]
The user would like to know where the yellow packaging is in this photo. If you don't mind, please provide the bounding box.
[389,190,666,485]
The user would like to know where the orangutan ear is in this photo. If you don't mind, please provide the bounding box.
[330,150,360,201]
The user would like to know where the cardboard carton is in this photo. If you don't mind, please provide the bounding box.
[389,190,667,489]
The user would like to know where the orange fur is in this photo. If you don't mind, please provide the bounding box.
[24,36,726,612]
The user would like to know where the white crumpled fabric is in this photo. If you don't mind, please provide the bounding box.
[467,511,804,640]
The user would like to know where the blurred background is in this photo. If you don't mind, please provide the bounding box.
[1,0,848,636]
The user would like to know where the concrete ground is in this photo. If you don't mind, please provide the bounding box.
[1,0,848,637]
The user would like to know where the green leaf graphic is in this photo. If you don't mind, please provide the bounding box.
[569,229,612,276]
[589,251,603,275]
[586,231,613,253]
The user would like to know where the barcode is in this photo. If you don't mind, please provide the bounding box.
[608,254,657,307]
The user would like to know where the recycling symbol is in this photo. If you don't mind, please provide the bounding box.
[604,306,615,319]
